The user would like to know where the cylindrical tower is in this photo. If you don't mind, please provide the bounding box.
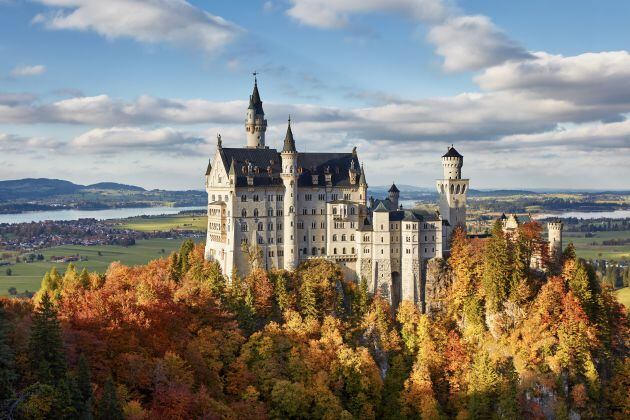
[281,119,298,270]
[547,220,563,256]
[442,146,463,179]
[245,77,267,149]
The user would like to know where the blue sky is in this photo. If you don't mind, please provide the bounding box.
[1,0,629,190]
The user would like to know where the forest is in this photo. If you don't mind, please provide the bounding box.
[0,221,628,419]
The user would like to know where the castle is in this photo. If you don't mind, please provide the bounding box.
[204,78,561,309]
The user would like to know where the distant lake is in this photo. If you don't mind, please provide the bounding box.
[534,209,630,220]
[0,206,206,224]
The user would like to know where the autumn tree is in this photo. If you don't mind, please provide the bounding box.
[482,220,512,313]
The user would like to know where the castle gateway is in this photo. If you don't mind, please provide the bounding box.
[204,79,469,308]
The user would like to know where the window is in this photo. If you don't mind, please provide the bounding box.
[298,221,304,229]
[276,210,283,216]
[268,195,273,201]
[313,235,316,241]
[268,209,273,217]
[344,193,351,200]
[350,207,355,215]
[278,237,283,244]
[321,222,325,229]
[333,234,338,241]
[277,223,282,230]
[341,234,347,241]
[333,207,338,215]
[321,247,326,254]
[241,195,247,202]
[241,209,247,217]
[342,247,346,254]
[241,223,248,232]
[276,195,283,201]
[351,247,355,254]
[331,193,338,201]
[350,234,355,241]
[312,222,316,229]
[333,248,337,255]
[212,194,215,201]
[289,206,294,214]
[253,208,259,217]
[303,248,307,255]
[302,209,307,215]
[258,222,264,231]
[318,193,325,201]
[312,247,317,255]
[305,194,312,201]
[311,209,316,215]
[253,194,260,202]
[278,250,284,256]
[268,223,274,231]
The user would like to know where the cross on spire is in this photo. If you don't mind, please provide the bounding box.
[252,71,258,84]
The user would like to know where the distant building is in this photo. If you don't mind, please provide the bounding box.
[204,78,469,308]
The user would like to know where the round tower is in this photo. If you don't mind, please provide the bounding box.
[547,220,563,256]
[245,75,267,149]
[280,118,298,270]
[442,145,463,180]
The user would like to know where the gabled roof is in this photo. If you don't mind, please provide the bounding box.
[442,146,463,158]
[373,202,389,213]
[217,147,361,188]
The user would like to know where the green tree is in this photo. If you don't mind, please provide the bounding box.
[178,239,195,275]
[352,276,371,320]
[97,377,123,420]
[77,354,94,418]
[482,220,512,313]
[468,351,498,418]
[29,291,67,385]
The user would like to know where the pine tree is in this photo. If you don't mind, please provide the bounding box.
[79,268,91,289]
[178,239,195,275]
[482,220,511,313]
[568,261,596,318]
[509,234,530,303]
[29,291,67,385]
[468,351,498,418]
[0,302,16,401]
[97,377,124,420]
[352,276,371,320]
[300,278,319,320]
[77,353,94,418]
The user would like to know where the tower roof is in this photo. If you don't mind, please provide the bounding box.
[205,159,212,176]
[442,146,463,158]
[282,118,297,153]
[359,164,367,186]
[388,183,400,193]
[248,78,264,115]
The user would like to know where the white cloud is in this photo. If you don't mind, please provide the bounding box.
[10,64,46,77]
[0,132,60,152]
[32,0,242,54]
[476,51,630,105]
[286,0,527,71]
[71,126,205,154]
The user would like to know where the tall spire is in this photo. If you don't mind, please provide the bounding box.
[282,116,296,153]
[359,163,367,186]
[249,72,264,114]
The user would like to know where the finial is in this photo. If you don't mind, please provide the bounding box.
[253,71,258,84]
[352,146,357,157]
[217,133,222,148]
[288,115,291,126]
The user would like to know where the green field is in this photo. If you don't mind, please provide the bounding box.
[0,238,201,296]
[110,214,207,232]
[564,230,630,261]
[614,287,630,309]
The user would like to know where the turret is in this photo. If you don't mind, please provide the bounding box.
[442,145,463,180]
[436,145,469,249]
[388,183,400,209]
[547,220,563,257]
[245,75,267,149]
[280,118,298,270]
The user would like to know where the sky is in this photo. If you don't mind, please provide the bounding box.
[0,0,629,190]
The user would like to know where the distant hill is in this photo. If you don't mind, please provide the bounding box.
[0,178,146,201]
[86,182,145,191]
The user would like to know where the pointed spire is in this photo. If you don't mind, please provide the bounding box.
[217,133,222,149]
[388,183,399,193]
[248,72,264,114]
[205,159,212,176]
[282,116,296,153]
[229,158,236,177]
[359,163,367,186]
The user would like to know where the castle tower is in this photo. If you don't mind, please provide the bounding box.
[372,202,393,303]
[547,220,563,258]
[358,164,368,207]
[245,75,267,149]
[436,146,469,249]
[280,118,298,270]
[388,183,400,209]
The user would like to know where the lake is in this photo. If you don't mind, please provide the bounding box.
[534,209,630,220]
[0,206,206,224]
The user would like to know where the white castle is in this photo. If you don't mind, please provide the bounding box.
[203,78,473,308]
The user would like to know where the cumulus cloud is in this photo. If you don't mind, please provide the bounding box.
[286,0,527,71]
[71,126,206,154]
[10,64,46,77]
[32,0,242,54]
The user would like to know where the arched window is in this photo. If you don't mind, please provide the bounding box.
[462,185,466,193]
[303,247,307,255]
[321,247,326,254]
[456,184,460,194]
[333,248,337,255]
[241,209,247,217]
[333,207,338,215]
[289,206,294,214]
[450,184,454,194]
[342,247,346,254]
[350,234,355,241]
[350,207,355,215]
[257,222,263,231]
[440,184,444,194]
[351,247,355,254]
[254,208,259,217]
[341,234,347,241]
[312,247,317,255]
[241,223,248,232]
[333,234,338,241]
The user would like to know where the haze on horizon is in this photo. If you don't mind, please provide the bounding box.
[0,0,629,190]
